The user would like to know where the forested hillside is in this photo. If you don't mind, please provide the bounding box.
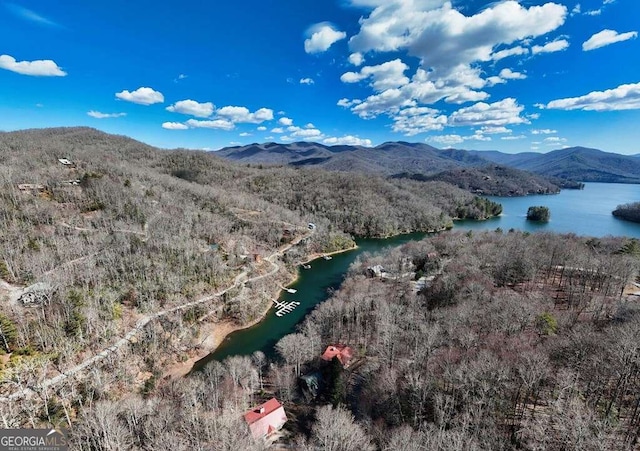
[394,164,573,196]
[60,230,640,450]
[0,127,500,431]
[476,147,640,184]
[274,231,640,449]
[218,141,588,195]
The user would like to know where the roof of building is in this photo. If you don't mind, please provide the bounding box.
[321,345,354,366]
[243,398,283,425]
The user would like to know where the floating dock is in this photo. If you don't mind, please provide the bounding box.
[273,299,301,317]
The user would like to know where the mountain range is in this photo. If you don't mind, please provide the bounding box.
[216,142,640,185]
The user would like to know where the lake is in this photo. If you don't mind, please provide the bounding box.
[457,182,640,238]
[193,182,640,368]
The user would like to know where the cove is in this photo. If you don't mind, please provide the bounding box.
[191,231,428,369]
[193,182,640,368]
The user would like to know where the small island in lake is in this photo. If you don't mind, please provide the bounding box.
[527,205,551,222]
[612,202,640,223]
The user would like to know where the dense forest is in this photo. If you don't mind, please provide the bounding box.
[395,165,564,196]
[54,230,640,450]
[278,231,640,450]
[0,127,502,434]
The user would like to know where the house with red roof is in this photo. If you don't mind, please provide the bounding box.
[243,398,288,440]
[321,344,354,367]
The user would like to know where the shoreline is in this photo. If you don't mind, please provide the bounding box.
[300,244,358,265]
[163,218,502,379]
[162,243,359,379]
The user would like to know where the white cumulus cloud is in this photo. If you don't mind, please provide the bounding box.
[337,98,362,108]
[582,29,638,51]
[0,54,66,76]
[480,126,512,134]
[531,129,557,134]
[544,136,567,143]
[323,136,372,147]
[349,0,566,76]
[571,4,581,16]
[429,131,495,145]
[336,1,567,135]
[278,117,293,126]
[348,52,365,66]
[448,98,527,127]
[166,99,215,117]
[162,122,188,130]
[115,87,164,105]
[300,78,315,85]
[341,59,410,91]
[545,82,640,111]
[87,111,126,119]
[428,135,464,146]
[217,106,273,123]
[532,39,570,54]
[499,68,527,80]
[186,119,235,130]
[291,128,323,139]
[304,23,346,53]
[491,46,529,61]
[392,106,448,135]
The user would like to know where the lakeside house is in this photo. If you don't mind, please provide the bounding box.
[366,265,387,278]
[321,344,354,367]
[243,398,288,440]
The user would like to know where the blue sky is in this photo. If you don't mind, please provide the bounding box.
[1,0,639,153]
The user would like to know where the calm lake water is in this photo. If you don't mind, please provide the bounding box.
[457,182,640,238]
[193,182,640,367]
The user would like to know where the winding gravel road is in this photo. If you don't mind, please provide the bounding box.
[0,227,312,402]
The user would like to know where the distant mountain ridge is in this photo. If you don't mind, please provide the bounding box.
[470,146,640,184]
[216,141,489,175]
[217,142,640,185]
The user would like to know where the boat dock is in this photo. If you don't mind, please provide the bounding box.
[273,299,301,317]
